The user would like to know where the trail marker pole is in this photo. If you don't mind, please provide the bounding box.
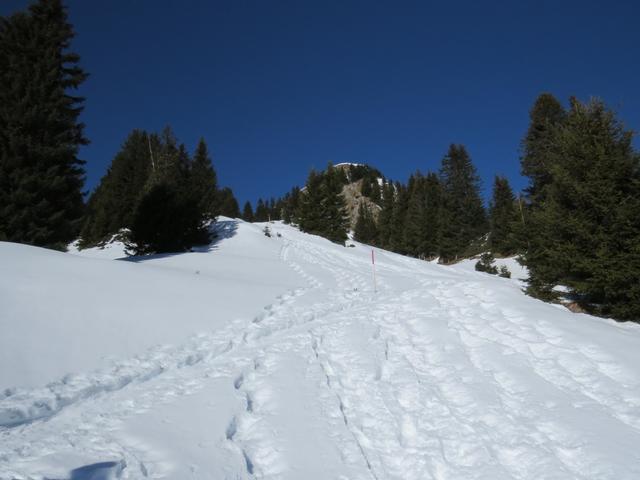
[372,249,377,293]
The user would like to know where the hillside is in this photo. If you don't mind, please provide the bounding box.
[1,220,640,479]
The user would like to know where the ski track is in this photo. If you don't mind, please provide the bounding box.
[2,225,640,479]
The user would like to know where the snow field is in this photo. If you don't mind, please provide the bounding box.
[1,219,640,479]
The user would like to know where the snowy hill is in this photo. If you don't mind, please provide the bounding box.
[1,219,640,479]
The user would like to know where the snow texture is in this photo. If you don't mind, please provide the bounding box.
[1,219,640,479]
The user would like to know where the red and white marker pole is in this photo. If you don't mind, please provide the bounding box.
[371,249,377,293]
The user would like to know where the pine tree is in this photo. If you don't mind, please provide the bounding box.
[297,170,325,235]
[525,98,640,320]
[217,187,240,218]
[389,182,409,254]
[354,202,377,244]
[376,181,396,249]
[402,173,424,256]
[242,201,254,222]
[190,138,218,219]
[321,164,349,244]
[254,198,269,222]
[80,130,151,246]
[489,176,518,256]
[438,144,487,262]
[420,172,442,259]
[298,165,349,244]
[521,93,566,204]
[0,0,88,249]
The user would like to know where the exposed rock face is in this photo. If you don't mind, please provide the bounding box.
[341,179,381,230]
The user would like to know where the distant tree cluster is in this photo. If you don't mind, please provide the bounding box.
[354,145,489,263]
[81,128,237,254]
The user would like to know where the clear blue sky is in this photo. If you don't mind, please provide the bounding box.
[3,1,640,206]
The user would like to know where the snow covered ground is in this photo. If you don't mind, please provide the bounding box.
[1,219,640,479]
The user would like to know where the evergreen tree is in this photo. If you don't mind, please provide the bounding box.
[525,98,640,320]
[376,181,396,249]
[190,138,218,219]
[254,198,269,222]
[521,93,566,204]
[388,182,409,254]
[217,187,240,218]
[242,201,254,222]
[0,0,88,249]
[297,170,325,235]
[129,182,206,254]
[321,164,350,244]
[489,176,518,256]
[402,173,424,256]
[420,172,443,259]
[80,130,151,246]
[438,144,487,262]
[354,202,377,244]
[298,165,349,244]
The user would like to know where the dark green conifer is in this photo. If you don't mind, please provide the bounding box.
[242,201,254,222]
[521,93,566,204]
[217,187,240,218]
[489,176,518,256]
[354,202,377,244]
[0,0,88,249]
[190,138,218,219]
[438,144,487,262]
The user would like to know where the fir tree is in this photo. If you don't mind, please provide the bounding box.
[420,172,443,259]
[242,201,254,222]
[402,173,424,256]
[0,0,88,249]
[217,187,240,218]
[254,198,269,222]
[80,130,151,246]
[389,182,409,254]
[438,144,487,262]
[321,164,350,244]
[354,202,377,244]
[521,93,566,204]
[297,165,349,244]
[376,181,396,249]
[190,138,218,219]
[489,176,518,256]
[525,98,640,320]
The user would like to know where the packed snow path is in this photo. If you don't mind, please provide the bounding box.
[1,220,640,479]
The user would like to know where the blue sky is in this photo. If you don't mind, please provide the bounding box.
[3,0,639,207]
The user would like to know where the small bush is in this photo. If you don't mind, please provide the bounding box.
[475,252,498,275]
[498,265,511,278]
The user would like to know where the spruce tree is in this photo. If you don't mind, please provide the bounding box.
[376,181,396,249]
[420,172,443,259]
[190,138,218,219]
[254,198,270,222]
[521,93,566,204]
[0,0,88,249]
[297,170,325,235]
[438,144,487,262]
[321,164,350,244]
[526,98,640,320]
[217,187,240,218]
[402,173,425,256]
[354,202,377,244]
[80,130,151,246]
[388,182,409,254]
[489,176,518,256]
[242,201,254,222]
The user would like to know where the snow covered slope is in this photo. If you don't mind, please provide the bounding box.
[1,220,640,479]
